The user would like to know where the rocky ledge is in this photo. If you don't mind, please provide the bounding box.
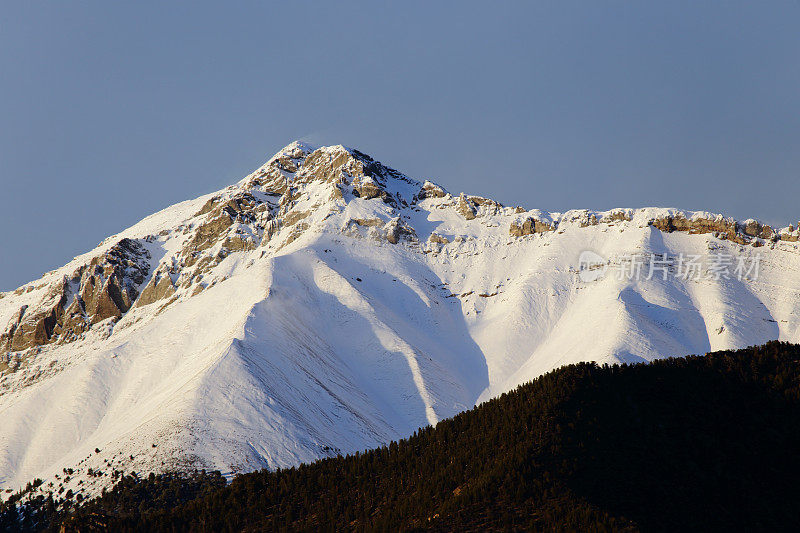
[0,239,150,353]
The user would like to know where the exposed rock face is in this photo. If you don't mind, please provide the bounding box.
[186,212,234,256]
[351,176,391,202]
[270,148,304,173]
[182,192,269,275]
[60,296,89,338]
[414,181,447,202]
[384,218,417,244]
[258,144,423,211]
[456,194,477,220]
[467,195,503,216]
[260,219,280,246]
[243,142,312,195]
[605,210,633,223]
[650,214,777,244]
[282,210,311,227]
[579,213,599,227]
[741,220,775,240]
[281,222,310,248]
[288,147,389,200]
[504,208,783,246]
[136,271,176,308]
[296,147,365,185]
[356,218,385,227]
[429,233,450,245]
[1,239,150,353]
[509,217,555,237]
[222,234,257,252]
[2,303,55,352]
[69,239,149,325]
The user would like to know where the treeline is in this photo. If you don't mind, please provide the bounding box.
[0,471,225,532]
[7,341,800,531]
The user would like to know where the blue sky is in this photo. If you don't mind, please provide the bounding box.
[1,2,799,290]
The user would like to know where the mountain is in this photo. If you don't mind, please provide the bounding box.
[2,141,800,498]
[9,341,800,532]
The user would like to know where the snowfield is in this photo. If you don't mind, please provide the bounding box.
[1,141,799,499]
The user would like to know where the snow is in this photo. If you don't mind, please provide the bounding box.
[2,141,800,500]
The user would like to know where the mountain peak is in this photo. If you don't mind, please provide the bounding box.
[237,141,425,209]
[2,140,800,499]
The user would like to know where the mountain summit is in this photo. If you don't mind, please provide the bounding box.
[2,142,799,497]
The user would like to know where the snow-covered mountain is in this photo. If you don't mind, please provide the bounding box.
[2,141,800,498]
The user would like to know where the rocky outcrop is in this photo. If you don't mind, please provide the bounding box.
[59,296,90,339]
[604,210,633,223]
[509,217,555,237]
[468,195,503,216]
[352,218,384,227]
[73,238,149,324]
[414,181,447,202]
[293,146,419,207]
[136,270,176,308]
[428,233,450,245]
[186,213,233,256]
[243,142,312,195]
[223,144,426,257]
[650,213,777,245]
[780,225,799,242]
[222,234,258,252]
[384,218,417,244]
[579,213,599,227]
[1,301,59,353]
[296,147,366,185]
[741,219,775,240]
[184,193,265,264]
[193,196,219,217]
[280,222,310,248]
[456,194,477,220]
[260,219,281,246]
[270,147,305,173]
[283,210,311,227]
[351,176,391,202]
[1,239,150,353]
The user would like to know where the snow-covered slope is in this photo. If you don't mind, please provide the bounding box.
[2,141,800,499]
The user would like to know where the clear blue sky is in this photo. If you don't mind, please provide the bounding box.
[2,2,799,290]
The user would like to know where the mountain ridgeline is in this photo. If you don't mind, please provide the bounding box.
[3,141,800,500]
[6,341,800,531]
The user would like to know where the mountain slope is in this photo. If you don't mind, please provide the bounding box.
[2,141,800,497]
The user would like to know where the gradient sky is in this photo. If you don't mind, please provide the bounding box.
[2,2,799,290]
